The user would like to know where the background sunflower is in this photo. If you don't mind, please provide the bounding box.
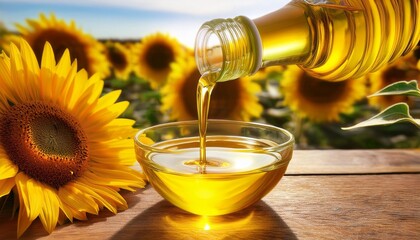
[280,66,367,123]
[367,61,420,110]
[6,13,110,79]
[104,40,133,81]
[132,32,188,89]
[160,56,263,121]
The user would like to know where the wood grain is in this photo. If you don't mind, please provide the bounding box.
[287,149,420,175]
[0,149,419,239]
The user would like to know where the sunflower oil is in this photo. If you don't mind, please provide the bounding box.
[196,73,217,172]
[195,0,420,82]
[143,135,289,216]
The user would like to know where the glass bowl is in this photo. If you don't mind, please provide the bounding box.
[134,120,294,216]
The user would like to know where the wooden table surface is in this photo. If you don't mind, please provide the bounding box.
[1,149,419,239]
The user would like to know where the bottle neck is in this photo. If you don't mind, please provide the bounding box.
[195,3,312,82]
[195,16,262,82]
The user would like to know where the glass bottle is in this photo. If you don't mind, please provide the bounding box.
[194,0,420,82]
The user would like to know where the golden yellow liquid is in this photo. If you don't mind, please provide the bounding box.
[253,0,420,80]
[142,136,290,216]
[196,73,216,172]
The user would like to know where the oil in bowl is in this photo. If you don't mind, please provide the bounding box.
[134,120,294,216]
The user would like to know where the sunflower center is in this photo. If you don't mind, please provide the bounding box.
[298,73,348,103]
[108,46,128,70]
[32,29,90,73]
[145,43,175,70]
[0,101,89,188]
[182,69,240,119]
[383,67,408,83]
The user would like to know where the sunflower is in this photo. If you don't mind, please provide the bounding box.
[132,32,187,89]
[161,56,263,121]
[280,66,366,122]
[104,41,133,81]
[367,60,420,109]
[0,39,145,238]
[11,13,110,79]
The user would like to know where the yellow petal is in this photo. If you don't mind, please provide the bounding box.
[89,139,135,158]
[19,38,40,76]
[15,173,43,238]
[77,178,128,213]
[9,42,23,74]
[85,119,136,140]
[60,201,88,221]
[57,61,78,106]
[83,167,145,190]
[19,39,40,101]
[66,69,88,109]
[55,48,71,78]
[96,90,122,111]
[58,200,74,223]
[88,139,138,166]
[39,43,56,101]
[0,156,18,180]
[17,198,32,238]
[9,42,28,103]
[83,101,129,128]
[73,77,103,113]
[15,173,43,223]
[39,187,60,234]
[59,66,78,108]
[0,51,12,87]
[85,74,104,101]
[138,134,155,146]
[41,41,56,71]
[0,178,15,198]
[58,183,99,215]
[71,80,104,119]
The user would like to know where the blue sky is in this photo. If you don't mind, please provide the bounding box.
[0,0,289,47]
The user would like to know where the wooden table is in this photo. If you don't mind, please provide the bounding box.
[1,149,419,239]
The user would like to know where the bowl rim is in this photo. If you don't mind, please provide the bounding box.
[134,119,294,154]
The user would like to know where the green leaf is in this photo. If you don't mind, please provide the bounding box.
[368,80,420,98]
[342,103,420,130]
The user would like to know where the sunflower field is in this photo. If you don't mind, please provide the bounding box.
[0,9,419,238]
[1,13,419,151]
